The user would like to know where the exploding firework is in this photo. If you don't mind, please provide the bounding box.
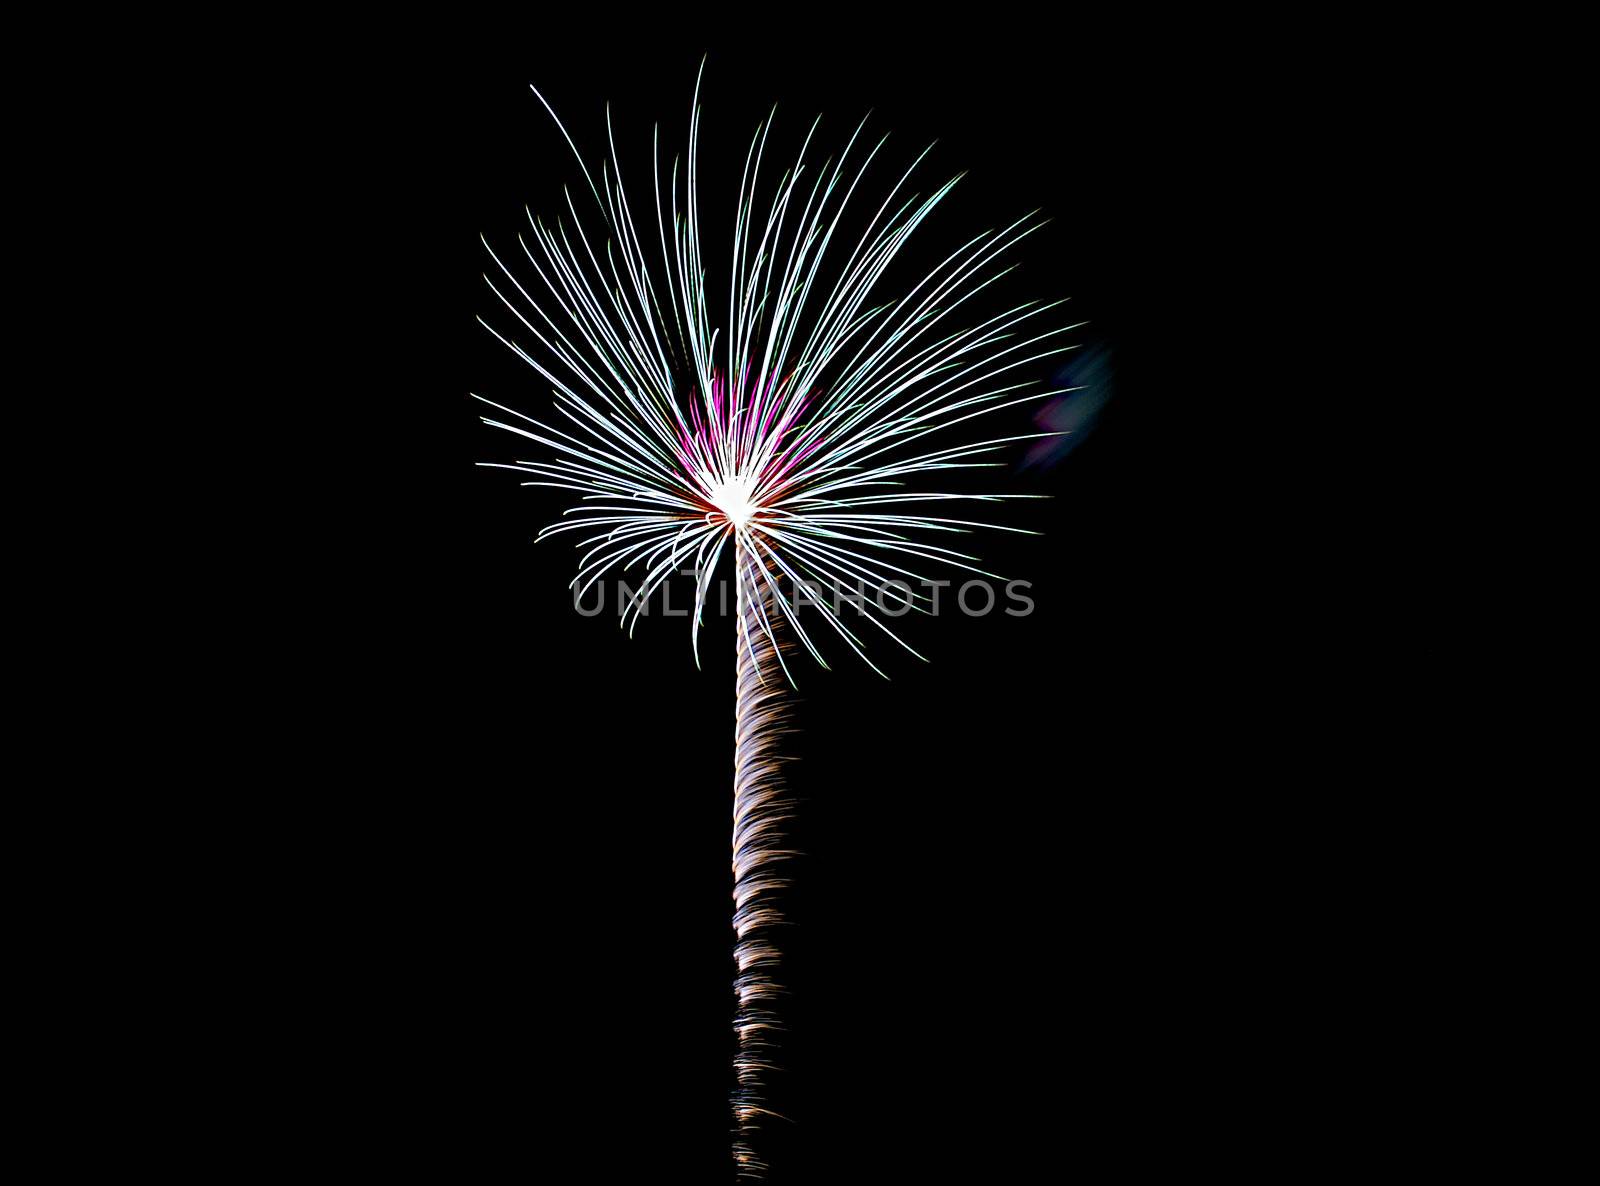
[477,63,1076,1177]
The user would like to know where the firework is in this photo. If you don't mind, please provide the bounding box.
[477,64,1075,1177]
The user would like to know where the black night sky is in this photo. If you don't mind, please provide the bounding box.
[283,20,1284,1182]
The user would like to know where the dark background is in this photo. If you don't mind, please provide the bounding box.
[293,23,1284,1182]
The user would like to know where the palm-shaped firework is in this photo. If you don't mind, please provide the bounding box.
[477,66,1075,1178]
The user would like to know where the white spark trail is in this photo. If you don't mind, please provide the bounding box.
[730,541,793,1179]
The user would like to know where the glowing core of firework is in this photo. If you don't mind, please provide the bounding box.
[706,473,762,530]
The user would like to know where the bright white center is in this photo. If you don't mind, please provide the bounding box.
[707,473,760,530]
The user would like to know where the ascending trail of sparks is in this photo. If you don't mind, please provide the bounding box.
[731,545,791,1178]
[476,63,1076,1178]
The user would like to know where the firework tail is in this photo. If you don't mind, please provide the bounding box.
[731,540,791,1177]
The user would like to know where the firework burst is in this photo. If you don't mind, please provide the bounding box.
[477,64,1076,1177]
